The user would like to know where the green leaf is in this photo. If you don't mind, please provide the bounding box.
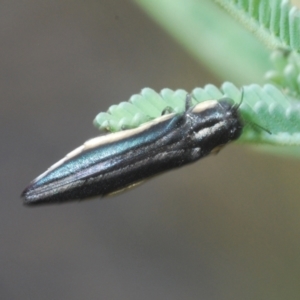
[265,48,300,96]
[133,0,270,84]
[94,83,300,146]
[214,0,300,51]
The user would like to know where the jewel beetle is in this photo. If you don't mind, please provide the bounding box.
[22,95,243,205]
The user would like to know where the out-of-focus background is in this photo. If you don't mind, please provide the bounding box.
[2,1,300,299]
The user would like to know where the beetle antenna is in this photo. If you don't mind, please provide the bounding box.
[185,94,194,111]
[247,121,272,135]
[233,88,244,111]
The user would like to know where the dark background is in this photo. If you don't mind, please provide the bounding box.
[2,1,300,299]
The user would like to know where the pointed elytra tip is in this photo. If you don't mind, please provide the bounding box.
[21,186,36,206]
[21,184,47,207]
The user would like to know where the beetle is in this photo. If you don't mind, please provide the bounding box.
[21,94,243,205]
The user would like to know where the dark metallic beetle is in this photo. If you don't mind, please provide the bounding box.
[22,95,243,205]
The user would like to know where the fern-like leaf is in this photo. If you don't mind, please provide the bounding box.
[265,48,300,97]
[94,83,300,146]
[214,0,300,51]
